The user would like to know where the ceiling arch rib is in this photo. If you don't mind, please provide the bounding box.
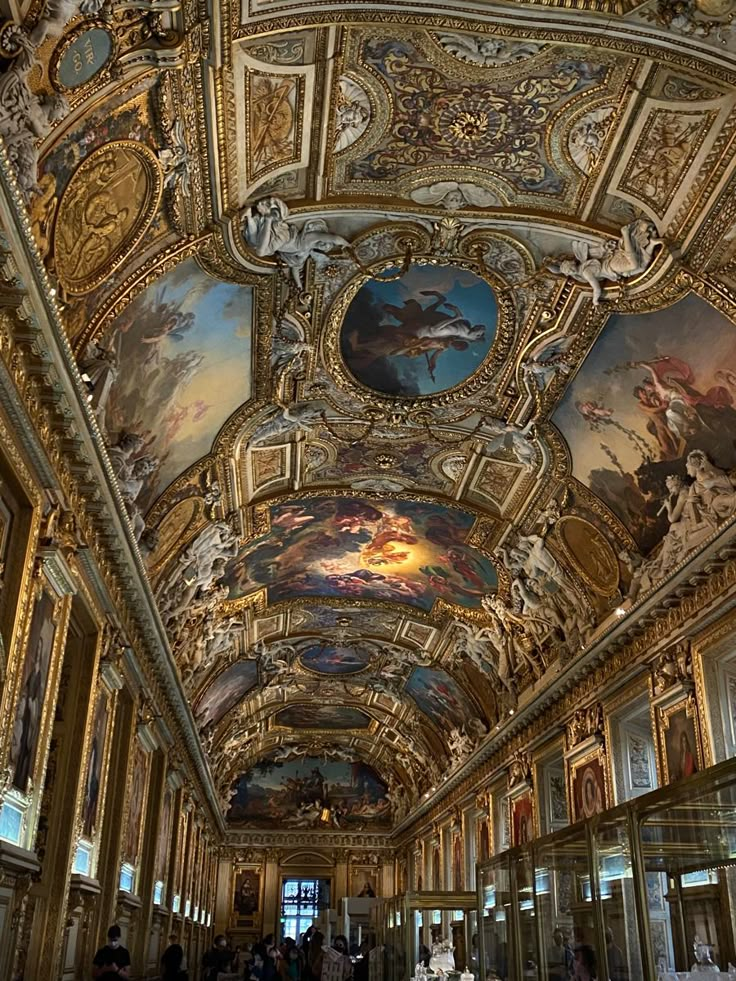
[7,0,735,833]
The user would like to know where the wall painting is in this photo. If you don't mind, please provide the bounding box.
[227,757,391,828]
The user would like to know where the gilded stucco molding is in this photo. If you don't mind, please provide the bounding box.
[0,151,225,832]
[394,526,736,841]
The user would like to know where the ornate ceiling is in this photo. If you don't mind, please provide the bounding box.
[6,0,736,831]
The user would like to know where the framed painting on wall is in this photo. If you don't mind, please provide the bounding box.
[511,793,534,847]
[123,738,150,871]
[81,689,111,839]
[659,696,703,785]
[9,583,61,795]
[570,753,607,823]
[478,818,490,862]
[155,787,173,883]
[452,834,463,888]
[234,868,262,917]
[350,870,378,898]
[0,454,37,656]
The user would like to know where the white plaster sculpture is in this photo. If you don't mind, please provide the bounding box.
[0,0,106,201]
[687,447,736,522]
[158,119,191,193]
[253,638,297,675]
[334,76,371,152]
[497,531,592,653]
[248,401,324,447]
[80,339,118,433]
[351,477,406,493]
[448,726,475,765]
[627,450,736,601]
[452,620,496,675]
[481,593,545,684]
[243,196,350,288]
[409,180,500,210]
[108,432,145,479]
[567,107,615,175]
[272,312,313,380]
[544,219,664,305]
[0,30,68,201]
[521,335,575,396]
[115,454,158,542]
[537,495,564,538]
[387,781,409,822]
[482,419,537,471]
[498,531,562,583]
[158,520,238,627]
[30,0,105,46]
[436,32,541,66]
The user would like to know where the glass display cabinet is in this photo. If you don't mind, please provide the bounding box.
[372,891,477,981]
[370,894,406,981]
[476,757,736,981]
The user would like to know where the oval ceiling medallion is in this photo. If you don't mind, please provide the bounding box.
[339,262,498,397]
[54,140,163,294]
[556,515,619,596]
[299,643,372,675]
[54,26,114,90]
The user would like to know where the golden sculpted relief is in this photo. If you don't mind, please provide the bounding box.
[555,516,620,597]
[246,72,302,182]
[53,141,163,295]
[8,0,736,846]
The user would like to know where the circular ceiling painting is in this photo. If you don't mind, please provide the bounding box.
[339,263,497,397]
[300,643,371,675]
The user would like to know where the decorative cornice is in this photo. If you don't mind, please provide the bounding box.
[0,148,224,833]
[225,830,394,849]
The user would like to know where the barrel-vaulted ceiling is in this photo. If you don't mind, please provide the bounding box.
[8,0,736,829]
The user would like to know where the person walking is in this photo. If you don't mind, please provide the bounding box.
[161,931,188,981]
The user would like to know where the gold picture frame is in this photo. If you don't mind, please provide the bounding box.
[657,694,704,787]
[568,747,609,824]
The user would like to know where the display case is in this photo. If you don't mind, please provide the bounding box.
[372,891,477,981]
[477,757,736,981]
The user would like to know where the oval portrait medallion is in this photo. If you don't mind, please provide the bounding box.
[556,515,619,596]
[339,263,497,397]
[54,141,163,294]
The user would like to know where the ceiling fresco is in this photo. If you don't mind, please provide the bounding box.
[273,705,373,729]
[405,666,480,730]
[220,497,498,610]
[91,256,254,508]
[340,263,497,397]
[553,293,736,553]
[299,643,373,675]
[194,660,260,728]
[9,0,736,828]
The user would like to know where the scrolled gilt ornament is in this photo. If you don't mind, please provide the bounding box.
[507,751,532,790]
[652,639,693,694]
[567,703,604,749]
